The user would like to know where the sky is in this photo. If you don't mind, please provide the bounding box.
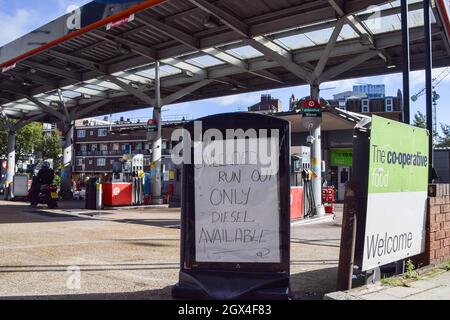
[0,0,449,132]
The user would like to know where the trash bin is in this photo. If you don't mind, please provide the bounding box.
[85,177,98,209]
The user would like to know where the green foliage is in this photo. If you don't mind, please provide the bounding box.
[413,111,426,129]
[36,131,63,168]
[405,260,419,280]
[436,123,450,148]
[0,122,44,160]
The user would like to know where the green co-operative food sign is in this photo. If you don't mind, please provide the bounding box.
[362,116,429,271]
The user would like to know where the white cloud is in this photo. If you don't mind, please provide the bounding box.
[0,8,35,46]
[210,92,261,108]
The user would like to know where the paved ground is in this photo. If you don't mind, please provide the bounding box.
[326,266,450,300]
[0,200,342,300]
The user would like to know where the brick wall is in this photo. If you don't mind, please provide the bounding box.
[415,184,450,266]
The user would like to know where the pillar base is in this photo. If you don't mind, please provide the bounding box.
[151,196,165,205]
[315,205,326,217]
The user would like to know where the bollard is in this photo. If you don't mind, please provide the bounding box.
[96,183,103,210]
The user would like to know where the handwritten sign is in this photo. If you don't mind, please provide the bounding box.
[194,138,281,263]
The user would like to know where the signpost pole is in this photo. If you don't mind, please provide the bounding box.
[424,0,434,182]
[310,83,325,217]
[6,130,15,188]
[151,60,164,205]
[60,122,74,200]
[401,0,411,124]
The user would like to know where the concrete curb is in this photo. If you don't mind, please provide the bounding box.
[291,214,335,226]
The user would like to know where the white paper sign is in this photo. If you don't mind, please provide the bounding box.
[195,138,280,263]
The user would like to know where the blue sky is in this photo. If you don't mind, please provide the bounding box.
[0,0,449,130]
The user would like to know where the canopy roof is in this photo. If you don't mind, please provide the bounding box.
[0,0,449,123]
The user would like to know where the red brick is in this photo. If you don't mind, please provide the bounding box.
[444,238,450,247]
[436,248,446,258]
[444,246,450,256]
[446,213,450,221]
[436,214,445,223]
[436,231,446,240]
[442,204,450,213]
[444,221,450,230]
[447,230,450,238]
[430,206,441,214]
[430,222,441,232]
[431,240,442,250]
[429,249,436,260]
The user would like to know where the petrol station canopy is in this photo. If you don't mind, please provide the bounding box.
[0,0,449,124]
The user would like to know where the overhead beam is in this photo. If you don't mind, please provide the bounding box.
[135,16,200,49]
[20,60,82,81]
[27,96,66,121]
[14,114,46,131]
[312,18,346,81]
[187,0,249,37]
[319,50,380,83]
[245,37,312,83]
[162,79,212,105]
[103,74,155,106]
[47,50,108,74]
[71,99,112,120]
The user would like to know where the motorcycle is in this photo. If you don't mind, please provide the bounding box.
[38,184,59,209]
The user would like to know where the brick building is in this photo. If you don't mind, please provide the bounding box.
[73,118,183,177]
[328,89,404,122]
[247,94,282,113]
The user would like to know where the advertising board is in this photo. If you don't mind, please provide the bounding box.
[361,116,429,271]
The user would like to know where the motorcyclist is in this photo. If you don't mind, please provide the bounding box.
[38,161,55,186]
[30,162,55,207]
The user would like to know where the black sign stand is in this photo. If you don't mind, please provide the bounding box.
[172,113,291,300]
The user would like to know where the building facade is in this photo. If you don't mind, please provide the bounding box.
[248,94,282,113]
[329,90,403,122]
[73,119,182,176]
[353,84,386,98]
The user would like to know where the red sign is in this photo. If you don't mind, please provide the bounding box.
[1,63,16,73]
[291,187,304,220]
[102,183,132,207]
[106,14,135,30]
[303,99,321,109]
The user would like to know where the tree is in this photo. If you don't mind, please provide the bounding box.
[413,111,426,129]
[0,122,43,160]
[15,123,44,161]
[37,131,63,168]
[436,123,450,148]
[412,111,440,146]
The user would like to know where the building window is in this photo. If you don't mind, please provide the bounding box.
[89,160,93,165]
[385,98,393,112]
[91,144,98,151]
[77,130,86,138]
[76,159,84,166]
[90,131,94,136]
[100,144,108,152]
[98,129,108,137]
[97,158,106,167]
[113,143,120,151]
[362,99,369,113]
[81,145,87,152]
[135,143,143,151]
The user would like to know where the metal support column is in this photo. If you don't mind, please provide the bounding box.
[152,60,164,205]
[310,82,325,217]
[60,123,74,200]
[6,130,16,187]
[423,0,434,182]
[401,0,411,124]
